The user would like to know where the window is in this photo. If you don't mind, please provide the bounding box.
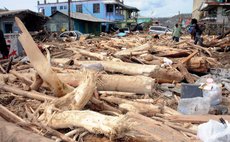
[93,3,100,13]
[60,6,63,10]
[106,4,113,13]
[4,22,13,33]
[51,6,57,14]
[64,5,67,9]
[76,4,82,13]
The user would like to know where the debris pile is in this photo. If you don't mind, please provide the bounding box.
[1,17,230,142]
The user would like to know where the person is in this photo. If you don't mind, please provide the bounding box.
[172,23,182,42]
[0,29,9,58]
[189,18,205,46]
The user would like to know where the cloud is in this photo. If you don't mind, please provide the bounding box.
[124,0,193,17]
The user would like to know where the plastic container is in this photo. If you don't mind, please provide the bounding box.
[177,97,210,115]
[203,78,222,106]
[197,119,230,142]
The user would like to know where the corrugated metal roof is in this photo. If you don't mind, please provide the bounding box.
[56,11,111,22]
[0,9,28,17]
[0,9,48,19]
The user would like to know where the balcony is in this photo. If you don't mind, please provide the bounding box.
[105,13,124,21]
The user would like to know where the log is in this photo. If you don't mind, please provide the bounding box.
[150,68,184,83]
[53,71,96,110]
[114,43,151,58]
[186,42,212,56]
[76,61,160,76]
[177,64,195,83]
[0,83,55,102]
[168,115,230,124]
[19,71,155,94]
[0,105,74,142]
[43,110,127,138]
[101,96,162,116]
[67,48,106,60]
[30,73,43,91]
[0,117,54,142]
[125,112,189,142]
[58,72,155,94]
[10,70,33,85]
[15,17,73,97]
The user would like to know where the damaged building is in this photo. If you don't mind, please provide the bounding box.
[45,11,110,35]
[193,0,230,34]
[0,9,48,33]
[37,0,139,31]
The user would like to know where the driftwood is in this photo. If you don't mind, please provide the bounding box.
[186,42,212,56]
[57,72,155,94]
[168,115,230,124]
[114,43,151,57]
[15,17,73,97]
[102,96,162,116]
[0,117,54,142]
[151,68,184,83]
[52,71,96,110]
[67,48,106,60]
[0,83,55,101]
[0,105,75,142]
[41,110,127,138]
[76,61,160,76]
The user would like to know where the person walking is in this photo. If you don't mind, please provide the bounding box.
[0,29,9,58]
[172,23,182,42]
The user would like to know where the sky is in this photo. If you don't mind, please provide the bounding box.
[0,0,193,17]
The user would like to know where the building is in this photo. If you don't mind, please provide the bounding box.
[0,9,48,33]
[192,0,230,34]
[37,0,139,22]
[192,0,203,20]
[46,11,110,35]
[137,16,153,24]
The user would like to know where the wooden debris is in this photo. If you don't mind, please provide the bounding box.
[15,17,73,97]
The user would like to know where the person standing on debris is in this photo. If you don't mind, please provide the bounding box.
[0,29,9,59]
[189,18,205,46]
[172,23,182,42]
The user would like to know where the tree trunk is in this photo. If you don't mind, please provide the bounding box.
[101,96,162,116]
[15,17,73,97]
[114,43,151,58]
[58,72,155,94]
[76,61,160,76]
[0,117,54,142]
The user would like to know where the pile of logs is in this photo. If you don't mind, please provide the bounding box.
[0,17,228,142]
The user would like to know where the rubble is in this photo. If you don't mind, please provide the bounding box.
[0,17,230,142]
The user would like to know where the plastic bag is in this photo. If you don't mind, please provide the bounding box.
[177,97,210,115]
[197,120,230,142]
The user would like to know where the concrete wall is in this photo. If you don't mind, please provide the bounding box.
[45,13,73,31]
[192,0,204,20]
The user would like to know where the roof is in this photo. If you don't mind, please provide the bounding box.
[104,1,139,11]
[200,2,230,11]
[53,11,111,23]
[0,9,48,19]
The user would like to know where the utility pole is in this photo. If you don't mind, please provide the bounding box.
[68,0,71,31]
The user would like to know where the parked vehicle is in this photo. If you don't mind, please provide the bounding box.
[149,26,172,35]
[119,27,130,34]
[59,31,83,41]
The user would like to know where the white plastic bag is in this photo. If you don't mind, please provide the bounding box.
[197,120,230,142]
[203,78,222,106]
